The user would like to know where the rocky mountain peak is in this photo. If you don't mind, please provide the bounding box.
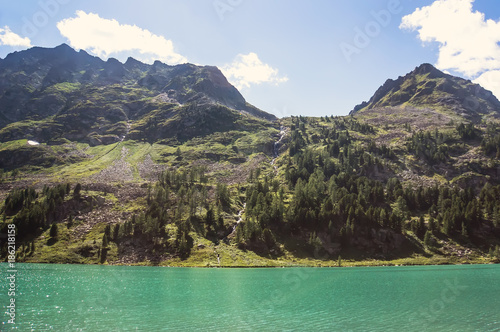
[0,44,275,128]
[413,63,446,78]
[0,44,276,145]
[350,63,500,122]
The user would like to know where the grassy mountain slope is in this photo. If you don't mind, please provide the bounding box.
[351,63,500,123]
[1,59,500,267]
[0,45,277,173]
[0,44,275,146]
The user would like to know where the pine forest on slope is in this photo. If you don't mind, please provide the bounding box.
[0,45,500,266]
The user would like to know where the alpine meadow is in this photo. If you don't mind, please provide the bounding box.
[0,45,500,267]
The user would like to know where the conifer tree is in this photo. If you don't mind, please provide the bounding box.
[50,223,58,239]
[73,183,82,199]
[100,247,107,264]
[102,234,109,248]
[113,224,120,241]
[104,224,111,239]
[424,230,432,247]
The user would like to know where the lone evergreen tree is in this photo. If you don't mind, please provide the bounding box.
[104,224,111,239]
[178,233,189,258]
[424,230,432,247]
[113,224,120,241]
[50,223,58,239]
[205,208,215,228]
[100,247,107,264]
[73,183,82,199]
[263,228,276,249]
[235,224,244,247]
[102,234,109,248]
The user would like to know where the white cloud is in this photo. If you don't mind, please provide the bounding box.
[400,0,500,97]
[57,11,187,64]
[0,26,32,48]
[474,70,500,101]
[221,52,288,90]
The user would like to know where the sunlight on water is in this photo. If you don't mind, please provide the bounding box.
[1,264,499,331]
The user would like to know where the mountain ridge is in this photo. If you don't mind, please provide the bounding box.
[0,44,276,146]
[350,63,500,122]
[1,48,500,267]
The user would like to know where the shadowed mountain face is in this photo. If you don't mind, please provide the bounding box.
[1,55,500,267]
[0,44,275,145]
[351,63,500,122]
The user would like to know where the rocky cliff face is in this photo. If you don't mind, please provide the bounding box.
[0,44,275,145]
[351,63,500,122]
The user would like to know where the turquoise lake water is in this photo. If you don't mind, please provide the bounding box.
[1,263,499,331]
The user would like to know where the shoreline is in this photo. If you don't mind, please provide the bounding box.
[8,256,499,268]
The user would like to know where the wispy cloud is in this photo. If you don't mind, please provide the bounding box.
[221,52,288,90]
[0,26,32,48]
[400,0,500,97]
[57,11,187,64]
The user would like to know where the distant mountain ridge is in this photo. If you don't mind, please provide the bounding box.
[0,44,275,145]
[351,63,500,121]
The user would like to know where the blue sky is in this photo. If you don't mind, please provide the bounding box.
[1,0,499,118]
